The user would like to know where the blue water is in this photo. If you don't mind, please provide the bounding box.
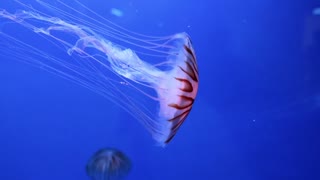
[0,0,319,179]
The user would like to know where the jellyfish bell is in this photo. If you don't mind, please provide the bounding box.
[86,148,131,180]
[0,0,199,146]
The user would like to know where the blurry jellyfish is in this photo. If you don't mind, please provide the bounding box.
[0,0,199,146]
[313,7,320,16]
[86,148,131,180]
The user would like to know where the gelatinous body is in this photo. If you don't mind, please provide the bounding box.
[0,0,199,146]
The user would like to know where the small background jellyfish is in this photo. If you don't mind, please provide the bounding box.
[86,148,131,180]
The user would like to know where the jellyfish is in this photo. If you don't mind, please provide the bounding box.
[0,0,199,146]
[86,148,131,180]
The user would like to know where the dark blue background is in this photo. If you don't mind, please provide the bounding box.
[0,0,319,179]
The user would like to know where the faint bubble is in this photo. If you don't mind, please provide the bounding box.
[110,8,123,17]
[157,22,164,28]
[313,93,320,108]
[242,19,248,24]
[120,81,129,85]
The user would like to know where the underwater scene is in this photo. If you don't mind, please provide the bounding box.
[0,0,319,179]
